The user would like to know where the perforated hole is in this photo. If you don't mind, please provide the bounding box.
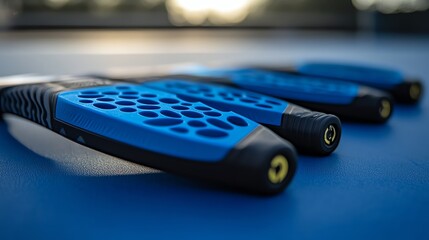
[172,105,189,110]
[246,94,261,99]
[141,93,157,98]
[219,92,228,97]
[187,90,199,94]
[178,95,198,102]
[79,100,93,103]
[140,111,158,118]
[78,94,103,98]
[119,95,139,99]
[204,93,215,97]
[116,101,136,106]
[82,91,98,94]
[207,118,233,130]
[227,116,248,127]
[223,97,234,101]
[195,106,211,111]
[188,120,206,128]
[198,87,211,92]
[138,105,161,110]
[97,97,114,102]
[266,100,281,105]
[160,98,180,104]
[138,99,159,105]
[103,91,119,95]
[204,111,221,117]
[171,127,188,133]
[161,110,181,118]
[240,98,257,103]
[144,118,183,126]
[94,103,116,109]
[182,111,203,118]
[256,104,272,109]
[197,129,228,138]
[123,91,138,95]
[120,107,137,113]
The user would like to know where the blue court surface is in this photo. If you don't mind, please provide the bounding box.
[0,30,428,240]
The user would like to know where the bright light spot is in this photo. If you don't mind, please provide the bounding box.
[352,0,375,11]
[352,0,429,14]
[166,0,267,25]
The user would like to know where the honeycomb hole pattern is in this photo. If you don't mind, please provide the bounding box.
[74,85,252,140]
[151,80,286,111]
[231,69,357,96]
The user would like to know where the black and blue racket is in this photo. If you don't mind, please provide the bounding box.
[127,78,341,156]
[263,61,423,104]
[0,75,297,194]
[189,68,393,123]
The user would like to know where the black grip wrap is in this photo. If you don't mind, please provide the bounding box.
[0,77,115,129]
[270,105,341,155]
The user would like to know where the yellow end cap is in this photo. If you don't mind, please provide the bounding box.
[324,125,337,146]
[379,100,391,119]
[268,155,289,184]
[410,84,421,100]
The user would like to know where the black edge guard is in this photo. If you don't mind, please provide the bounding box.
[268,104,341,156]
[285,86,394,124]
[54,121,297,195]
[391,79,423,104]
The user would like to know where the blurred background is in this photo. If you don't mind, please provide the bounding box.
[0,0,428,33]
[0,0,428,77]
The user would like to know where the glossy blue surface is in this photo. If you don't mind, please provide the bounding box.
[144,79,288,126]
[56,84,258,162]
[297,62,404,89]
[186,68,360,105]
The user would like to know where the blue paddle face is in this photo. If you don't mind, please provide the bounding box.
[182,68,360,105]
[55,84,258,162]
[143,79,288,126]
[297,62,404,89]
